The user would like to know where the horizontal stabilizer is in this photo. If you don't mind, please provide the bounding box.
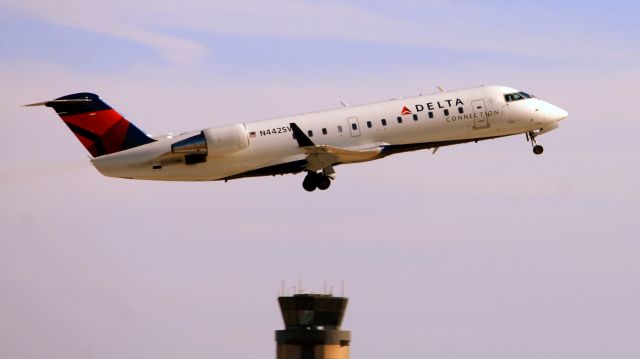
[24,98,93,107]
[23,101,49,107]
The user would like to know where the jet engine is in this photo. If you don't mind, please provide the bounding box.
[171,124,249,164]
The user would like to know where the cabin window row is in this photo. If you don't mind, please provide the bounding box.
[302,107,465,137]
[306,126,343,138]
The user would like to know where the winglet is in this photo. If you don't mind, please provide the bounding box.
[290,123,315,147]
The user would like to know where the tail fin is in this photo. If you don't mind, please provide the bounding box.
[26,93,155,157]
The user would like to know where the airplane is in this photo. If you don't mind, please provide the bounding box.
[26,85,568,191]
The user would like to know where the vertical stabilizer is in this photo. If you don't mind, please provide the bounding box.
[26,93,155,157]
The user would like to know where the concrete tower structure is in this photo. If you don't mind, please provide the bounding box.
[276,293,350,359]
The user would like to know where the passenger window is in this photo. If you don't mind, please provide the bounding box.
[337,125,343,133]
[308,130,313,137]
[351,123,357,130]
[444,109,449,116]
[397,116,403,124]
[413,114,418,121]
[322,128,327,135]
[458,107,464,114]
[428,111,433,119]
[381,119,387,126]
[367,121,372,128]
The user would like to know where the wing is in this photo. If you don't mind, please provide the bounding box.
[290,123,383,171]
[302,145,382,171]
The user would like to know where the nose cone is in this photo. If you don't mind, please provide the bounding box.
[547,104,568,121]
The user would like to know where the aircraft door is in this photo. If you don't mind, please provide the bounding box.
[472,99,489,129]
[347,117,361,137]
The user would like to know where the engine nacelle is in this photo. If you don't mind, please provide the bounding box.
[202,123,249,155]
[171,124,249,164]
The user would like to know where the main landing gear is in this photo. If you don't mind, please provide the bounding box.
[302,171,332,192]
[527,130,544,155]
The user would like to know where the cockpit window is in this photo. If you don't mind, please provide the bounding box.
[505,91,536,102]
[505,93,522,102]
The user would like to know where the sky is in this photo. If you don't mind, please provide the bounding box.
[1,1,639,358]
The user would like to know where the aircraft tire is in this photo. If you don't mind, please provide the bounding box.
[302,174,318,192]
[533,145,544,155]
[317,176,331,190]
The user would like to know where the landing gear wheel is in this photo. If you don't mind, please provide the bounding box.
[316,176,331,190]
[527,131,544,155]
[302,173,318,192]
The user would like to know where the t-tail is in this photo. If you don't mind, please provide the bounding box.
[25,93,155,157]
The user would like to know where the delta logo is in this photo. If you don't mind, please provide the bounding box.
[400,106,412,115]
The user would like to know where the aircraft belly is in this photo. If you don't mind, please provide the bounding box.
[92,137,301,181]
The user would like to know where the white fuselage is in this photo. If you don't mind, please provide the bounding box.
[91,85,567,181]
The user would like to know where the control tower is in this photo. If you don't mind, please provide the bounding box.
[276,293,350,359]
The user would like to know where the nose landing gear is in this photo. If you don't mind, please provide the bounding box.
[533,144,544,155]
[527,131,544,155]
[302,171,332,192]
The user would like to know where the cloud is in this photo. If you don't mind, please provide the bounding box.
[3,1,209,65]
[6,0,638,65]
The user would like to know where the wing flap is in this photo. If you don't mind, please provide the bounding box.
[302,145,382,171]
[289,122,383,171]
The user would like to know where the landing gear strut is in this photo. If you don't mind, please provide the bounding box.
[527,131,544,155]
[302,171,332,192]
